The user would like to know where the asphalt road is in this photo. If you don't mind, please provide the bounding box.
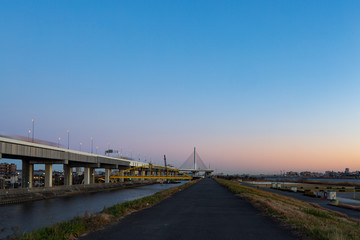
[243,183,360,219]
[80,178,299,240]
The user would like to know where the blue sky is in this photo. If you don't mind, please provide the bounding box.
[1,1,360,173]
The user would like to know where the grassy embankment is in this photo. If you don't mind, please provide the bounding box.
[215,178,360,240]
[14,180,200,240]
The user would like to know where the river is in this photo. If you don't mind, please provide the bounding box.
[0,182,186,239]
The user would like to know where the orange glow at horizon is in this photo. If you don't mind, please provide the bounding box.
[202,137,360,174]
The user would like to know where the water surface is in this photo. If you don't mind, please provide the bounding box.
[0,182,186,239]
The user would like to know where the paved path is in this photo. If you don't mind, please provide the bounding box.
[80,178,299,240]
[243,183,360,219]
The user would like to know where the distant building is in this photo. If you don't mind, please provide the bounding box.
[345,168,350,175]
[300,171,314,177]
[0,163,17,176]
[286,171,298,177]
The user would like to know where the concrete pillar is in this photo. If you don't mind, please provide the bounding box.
[118,167,127,182]
[45,163,53,187]
[141,169,145,181]
[105,169,111,183]
[90,168,95,184]
[76,167,82,175]
[84,167,90,184]
[64,165,73,186]
[22,160,34,188]
[120,171,124,182]
[133,170,137,182]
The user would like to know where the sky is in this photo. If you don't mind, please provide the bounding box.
[1,1,360,174]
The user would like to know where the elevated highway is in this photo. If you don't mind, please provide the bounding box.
[0,138,212,189]
[0,137,140,188]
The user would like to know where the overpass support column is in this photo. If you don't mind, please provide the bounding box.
[118,167,126,182]
[45,163,53,187]
[120,171,124,182]
[105,169,111,183]
[90,168,95,184]
[22,160,34,188]
[64,165,73,186]
[84,167,90,184]
[141,169,145,181]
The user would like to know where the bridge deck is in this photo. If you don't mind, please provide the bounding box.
[80,178,298,240]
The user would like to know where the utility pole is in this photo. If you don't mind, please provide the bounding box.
[90,137,94,153]
[164,155,168,177]
[31,119,34,143]
[67,130,70,149]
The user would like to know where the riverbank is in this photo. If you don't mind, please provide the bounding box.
[0,181,156,205]
[216,178,360,240]
[11,179,200,240]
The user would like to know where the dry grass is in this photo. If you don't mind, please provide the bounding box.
[216,178,360,240]
[329,203,360,212]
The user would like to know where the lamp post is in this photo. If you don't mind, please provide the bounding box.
[31,119,34,143]
[67,130,70,149]
[80,142,82,151]
[90,137,94,153]
[58,137,61,148]
[27,130,31,142]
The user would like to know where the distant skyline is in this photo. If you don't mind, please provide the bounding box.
[1,1,360,174]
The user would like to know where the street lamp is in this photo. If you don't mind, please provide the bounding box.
[58,137,61,148]
[67,130,70,149]
[80,142,83,151]
[31,119,35,143]
[90,137,94,153]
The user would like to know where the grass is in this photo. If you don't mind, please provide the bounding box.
[12,180,200,240]
[330,203,360,212]
[215,178,360,240]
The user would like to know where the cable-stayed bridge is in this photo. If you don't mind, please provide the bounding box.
[179,147,214,177]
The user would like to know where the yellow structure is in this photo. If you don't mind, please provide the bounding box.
[109,164,192,180]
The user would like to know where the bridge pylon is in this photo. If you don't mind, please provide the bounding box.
[179,147,214,177]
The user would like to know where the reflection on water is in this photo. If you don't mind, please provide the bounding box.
[0,182,186,239]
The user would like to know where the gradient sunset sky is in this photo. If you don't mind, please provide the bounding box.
[1,1,360,174]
